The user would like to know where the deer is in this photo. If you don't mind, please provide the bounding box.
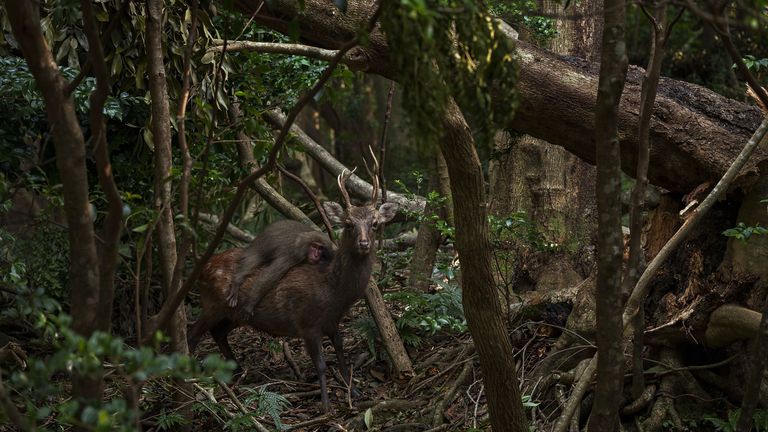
[187,168,398,412]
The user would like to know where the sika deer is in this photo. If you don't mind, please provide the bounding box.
[188,169,398,412]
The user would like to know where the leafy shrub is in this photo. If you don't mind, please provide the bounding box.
[385,276,467,348]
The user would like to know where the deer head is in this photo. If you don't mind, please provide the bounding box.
[323,161,398,255]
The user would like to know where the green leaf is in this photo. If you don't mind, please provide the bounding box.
[364,408,374,429]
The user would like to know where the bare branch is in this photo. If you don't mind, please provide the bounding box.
[263,109,425,213]
[378,82,396,204]
[209,40,338,59]
[277,163,336,243]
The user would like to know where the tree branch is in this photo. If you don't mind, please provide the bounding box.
[277,163,336,243]
[263,109,425,214]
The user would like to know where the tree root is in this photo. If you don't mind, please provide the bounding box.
[621,384,656,416]
[432,359,473,427]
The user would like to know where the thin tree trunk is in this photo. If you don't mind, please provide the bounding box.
[146,1,192,428]
[5,0,103,408]
[435,152,453,227]
[81,0,124,333]
[588,0,629,429]
[437,99,527,432]
[146,0,188,353]
[625,2,671,400]
[365,281,414,377]
[409,168,441,292]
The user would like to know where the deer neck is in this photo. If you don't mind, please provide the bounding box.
[328,239,374,302]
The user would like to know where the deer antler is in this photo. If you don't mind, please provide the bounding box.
[337,167,356,209]
[365,145,380,205]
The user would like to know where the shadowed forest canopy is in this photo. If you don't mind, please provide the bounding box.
[0,0,767,431]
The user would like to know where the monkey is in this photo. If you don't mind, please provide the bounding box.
[226,220,335,313]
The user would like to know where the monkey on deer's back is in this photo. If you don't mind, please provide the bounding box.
[225,219,335,313]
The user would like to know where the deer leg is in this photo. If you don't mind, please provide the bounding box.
[331,331,361,398]
[305,336,330,412]
[188,314,217,353]
[210,320,240,368]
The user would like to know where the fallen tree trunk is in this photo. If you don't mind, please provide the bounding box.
[236,0,766,195]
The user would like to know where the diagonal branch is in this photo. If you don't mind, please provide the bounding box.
[263,109,425,214]
[277,163,336,243]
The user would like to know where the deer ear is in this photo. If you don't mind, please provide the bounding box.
[377,202,399,224]
[323,201,345,225]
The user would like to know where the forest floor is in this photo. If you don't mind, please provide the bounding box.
[178,299,563,432]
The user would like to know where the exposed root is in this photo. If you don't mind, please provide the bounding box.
[432,358,473,427]
[621,384,656,416]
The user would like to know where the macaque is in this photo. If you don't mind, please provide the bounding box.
[226,220,335,313]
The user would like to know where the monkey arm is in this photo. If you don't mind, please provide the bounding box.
[228,243,270,307]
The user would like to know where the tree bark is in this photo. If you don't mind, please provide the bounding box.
[409,168,441,292]
[146,0,188,353]
[81,0,124,333]
[488,0,600,293]
[238,0,766,195]
[5,0,103,407]
[588,0,629,429]
[437,99,528,432]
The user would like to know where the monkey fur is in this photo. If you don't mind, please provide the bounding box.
[227,220,335,313]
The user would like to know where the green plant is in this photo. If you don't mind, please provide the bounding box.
[705,409,741,432]
[489,0,557,43]
[738,55,768,72]
[0,239,234,430]
[156,408,188,431]
[242,386,291,430]
[723,221,768,241]
[385,278,467,348]
[487,212,555,322]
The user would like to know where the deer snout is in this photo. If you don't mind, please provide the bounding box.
[358,239,370,250]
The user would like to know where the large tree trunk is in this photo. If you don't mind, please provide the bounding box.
[489,0,600,298]
[238,0,767,195]
[437,99,528,431]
